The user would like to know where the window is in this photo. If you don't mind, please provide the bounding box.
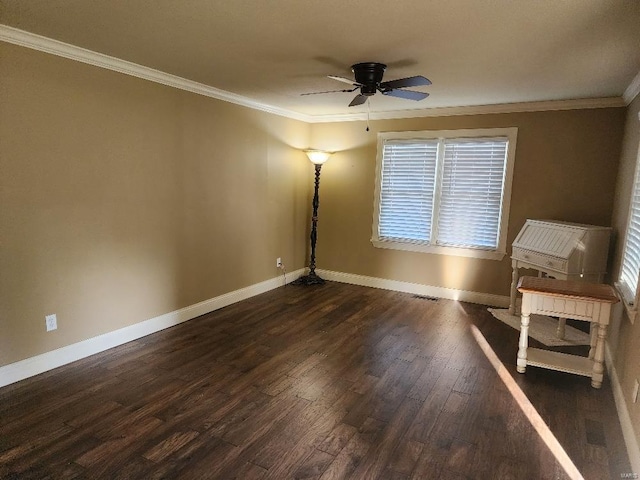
[616,130,640,323]
[372,128,517,260]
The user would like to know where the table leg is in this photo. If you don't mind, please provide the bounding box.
[591,323,607,388]
[509,264,518,315]
[556,318,566,339]
[517,310,530,374]
[588,323,597,359]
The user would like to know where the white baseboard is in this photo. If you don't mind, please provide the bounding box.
[605,346,640,474]
[0,268,507,388]
[0,269,304,388]
[317,269,510,307]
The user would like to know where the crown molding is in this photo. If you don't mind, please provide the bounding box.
[0,24,309,122]
[623,70,640,105]
[304,97,626,123]
[0,24,630,124]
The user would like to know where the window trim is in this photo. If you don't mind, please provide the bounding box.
[371,127,518,260]
[615,111,640,324]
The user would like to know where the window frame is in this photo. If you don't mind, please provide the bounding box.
[371,127,518,260]
[615,112,640,324]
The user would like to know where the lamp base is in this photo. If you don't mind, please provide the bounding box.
[292,272,325,286]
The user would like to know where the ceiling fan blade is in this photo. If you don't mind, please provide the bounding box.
[328,75,359,86]
[382,89,430,101]
[301,88,357,96]
[381,75,432,90]
[348,94,368,107]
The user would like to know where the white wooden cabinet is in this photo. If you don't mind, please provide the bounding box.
[516,276,618,388]
[509,220,611,314]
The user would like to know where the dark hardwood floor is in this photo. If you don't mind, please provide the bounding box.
[0,282,631,479]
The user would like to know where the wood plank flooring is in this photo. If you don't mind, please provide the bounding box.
[0,282,631,479]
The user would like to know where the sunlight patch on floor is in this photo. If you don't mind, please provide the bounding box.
[470,324,584,480]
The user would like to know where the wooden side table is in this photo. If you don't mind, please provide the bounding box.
[516,276,618,388]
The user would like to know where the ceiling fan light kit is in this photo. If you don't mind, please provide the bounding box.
[303,62,432,108]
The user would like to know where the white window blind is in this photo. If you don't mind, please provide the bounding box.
[437,139,508,249]
[619,153,640,305]
[379,141,438,242]
[375,134,511,255]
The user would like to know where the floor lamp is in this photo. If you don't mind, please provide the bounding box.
[293,149,332,286]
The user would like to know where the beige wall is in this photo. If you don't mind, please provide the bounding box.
[0,43,311,367]
[310,109,625,296]
[609,93,640,453]
[0,42,634,446]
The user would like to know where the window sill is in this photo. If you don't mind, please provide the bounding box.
[614,281,637,324]
[371,239,506,261]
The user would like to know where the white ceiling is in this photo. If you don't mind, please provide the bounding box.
[1,0,639,119]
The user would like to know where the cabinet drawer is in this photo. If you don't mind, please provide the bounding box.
[512,248,567,272]
[534,296,594,319]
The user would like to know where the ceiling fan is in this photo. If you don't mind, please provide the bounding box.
[302,62,431,107]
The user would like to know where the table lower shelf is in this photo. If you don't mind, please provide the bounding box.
[526,347,593,377]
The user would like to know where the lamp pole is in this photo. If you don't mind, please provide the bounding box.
[293,150,331,286]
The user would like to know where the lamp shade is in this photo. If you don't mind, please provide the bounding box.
[304,149,332,165]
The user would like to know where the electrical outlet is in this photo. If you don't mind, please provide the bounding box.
[45,314,57,332]
[276,257,283,268]
[633,379,639,404]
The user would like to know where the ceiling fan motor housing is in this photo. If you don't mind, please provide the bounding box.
[352,62,387,95]
[307,62,429,107]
